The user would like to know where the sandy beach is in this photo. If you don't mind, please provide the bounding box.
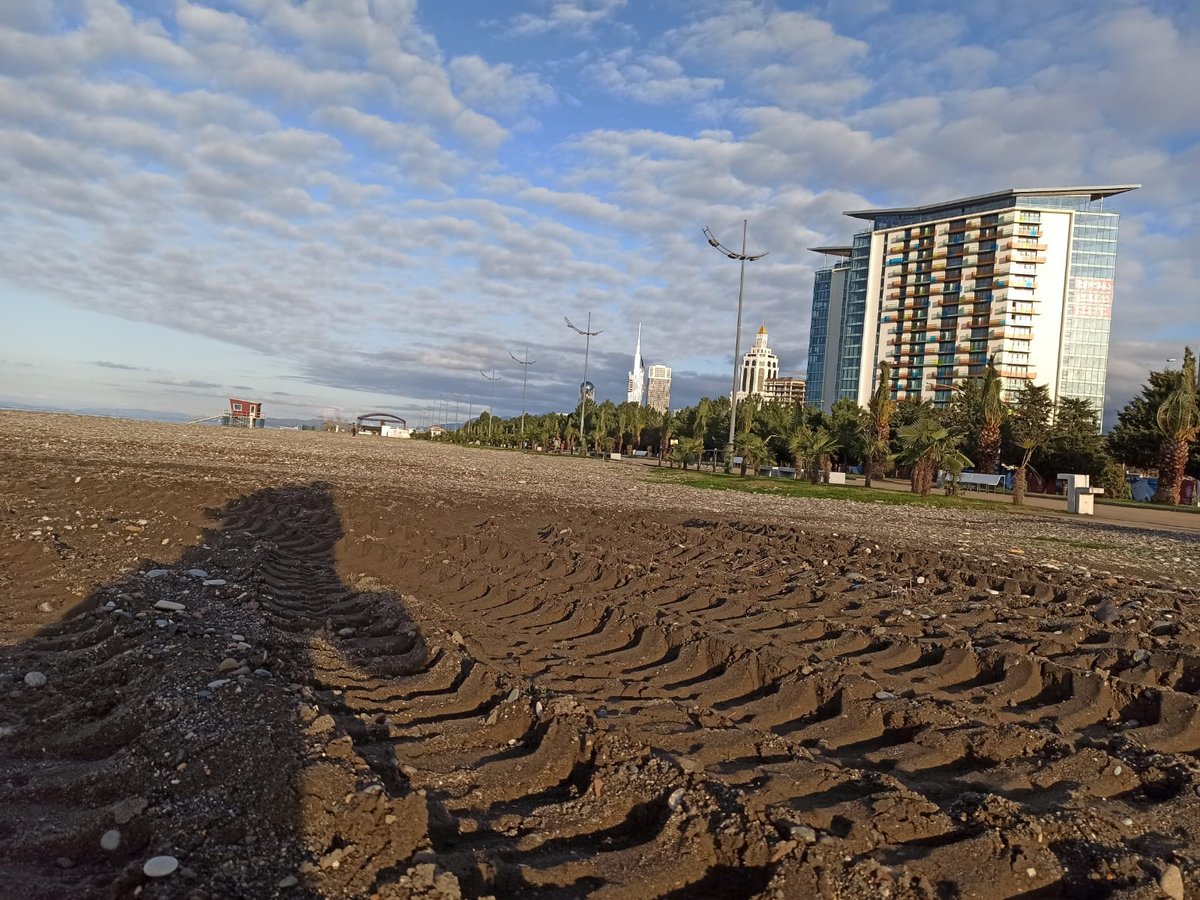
[2,411,1199,899]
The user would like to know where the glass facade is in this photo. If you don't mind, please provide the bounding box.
[805,269,832,409]
[1024,201,1120,416]
[835,231,872,400]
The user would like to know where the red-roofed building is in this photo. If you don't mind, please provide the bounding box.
[228,398,263,427]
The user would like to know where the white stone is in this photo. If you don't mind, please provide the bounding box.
[145,569,170,579]
[100,829,121,851]
[24,671,47,688]
[143,856,179,878]
[154,600,185,612]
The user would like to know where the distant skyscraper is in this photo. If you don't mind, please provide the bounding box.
[627,323,645,405]
[738,325,779,400]
[806,185,1138,413]
[647,365,671,413]
[805,247,853,412]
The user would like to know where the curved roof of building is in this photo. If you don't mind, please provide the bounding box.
[843,185,1140,221]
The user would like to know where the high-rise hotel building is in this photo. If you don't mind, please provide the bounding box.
[805,186,1137,413]
[646,365,672,413]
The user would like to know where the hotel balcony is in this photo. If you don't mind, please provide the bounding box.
[999,211,1042,226]
[1005,238,1048,252]
[996,250,1045,265]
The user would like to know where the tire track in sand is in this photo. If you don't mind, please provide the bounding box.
[333,506,1200,898]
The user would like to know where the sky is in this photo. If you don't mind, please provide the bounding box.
[1,0,1197,427]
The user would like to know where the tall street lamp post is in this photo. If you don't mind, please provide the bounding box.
[509,347,536,445]
[703,220,769,473]
[565,314,602,455]
[480,368,500,441]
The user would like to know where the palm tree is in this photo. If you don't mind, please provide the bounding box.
[862,361,895,487]
[658,409,675,465]
[735,432,770,476]
[789,425,840,483]
[674,436,705,471]
[1009,382,1053,505]
[691,397,716,441]
[1153,348,1200,505]
[896,416,971,496]
[615,403,634,455]
[977,356,1005,475]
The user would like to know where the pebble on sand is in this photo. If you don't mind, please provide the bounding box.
[154,600,186,612]
[24,671,48,688]
[145,569,170,579]
[1159,864,1184,900]
[143,856,179,878]
[100,829,121,851]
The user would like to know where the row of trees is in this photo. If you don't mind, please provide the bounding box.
[435,348,1200,505]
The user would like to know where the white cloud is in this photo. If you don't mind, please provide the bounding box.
[584,51,724,105]
[448,55,555,118]
[667,3,869,109]
[508,0,627,37]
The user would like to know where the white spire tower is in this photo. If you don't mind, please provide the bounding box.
[626,322,645,405]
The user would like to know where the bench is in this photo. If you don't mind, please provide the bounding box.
[955,473,1005,492]
[757,466,797,479]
